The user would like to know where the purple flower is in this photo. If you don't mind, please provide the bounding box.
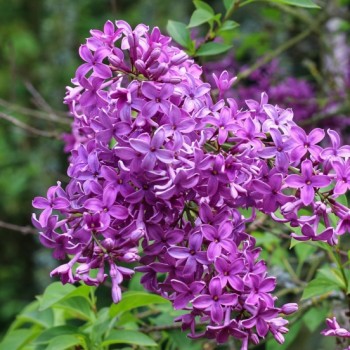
[92,111,131,143]
[168,233,209,276]
[32,184,69,225]
[192,277,238,324]
[76,45,111,79]
[336,211,350,235]
[290,126,325,162]
[141,82,173,118]
[321,317,350,338]
[162,105,196,145]
[244,273,276,306]
[89,20,122,47]
[201,222,236,261]
[259,128,293,171]
[321,129,350,162]
[291,223,334,244]
[100,165,133,198]
[109,83,143,122]
[84,187,129,226]
[79,77,108,108]
[144,227,184,256]
[171,279,205,309]
[155,169,199,200]
[215,257,245,291]
[33,21,322,347]
[232,117,265,151]
[83,212,107,232]
[212,70,236,98]
[241,299,279,337]
[202,154,228,197]
[333,160,350,196]
[208,319,247,344]
[129,128,173,170]
[285,159,331,205]
[252,174,290,213]
[204,106,236,145]
[181,74,211,112]
[262,105,293,133]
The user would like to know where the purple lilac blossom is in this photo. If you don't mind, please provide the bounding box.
[32,21,350,348]
[321,317,350,350]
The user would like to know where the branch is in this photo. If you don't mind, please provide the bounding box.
[267,2,314,26]
[25,81,57,115]
[236,27,313,83]
[236,10,328,83]
[0,220,37,235]
[0,111,62,139]
[0,98,71,125]
[299,105,350,126]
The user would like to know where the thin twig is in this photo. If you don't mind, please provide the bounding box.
[267,2,314,26]
[0,220,37,235]
[236,28,313,83]
[236,11,328,83]
[0,111,62,139]
[0,98,71,124]
[25,81,56,115]
[299,105,350,126]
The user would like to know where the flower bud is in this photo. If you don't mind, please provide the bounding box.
[170,52,188,65]
[146,48,162,67]
[134,59,146,74]
[281,303,298,315]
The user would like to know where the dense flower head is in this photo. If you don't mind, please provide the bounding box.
[33,20,350,349]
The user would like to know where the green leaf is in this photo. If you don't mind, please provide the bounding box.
[253,232,280,249]
[269,0,320,8]
[116,311,139,328]
[8,300,53,331]
[289,237,301,248]
[102,330,157,347]
[188,9,215,28]
[223,0,236,11]
[318,267,347,290]
[34,326,82,345]
[167,20,192,49]
[45,335,85,350]
[303,304,329,332]
[196,42,233,56]
[54,297,95,321]
[38,283,92,311]
[15,307,54,330]
[301,277,339,300]
[166,330,203,350]
[336,193,348,207]
[89,308,111,344]
[38,282,76,311]
[109,291,170,317]
[294,243,316,266]
[218,20,240,32]
[193,0,215,14]
[128,272,144,292]
[0,329,37,350]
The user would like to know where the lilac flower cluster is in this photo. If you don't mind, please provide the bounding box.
[33,21,350,348]
[204,57,319,123]
[204,56,350,139]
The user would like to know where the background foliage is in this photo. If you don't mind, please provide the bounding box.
[0,0,349,349]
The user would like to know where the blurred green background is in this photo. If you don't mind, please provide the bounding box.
[0,1,349,348]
